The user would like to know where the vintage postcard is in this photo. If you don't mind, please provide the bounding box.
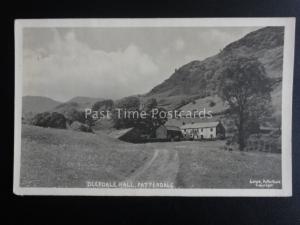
[14,18,295,196]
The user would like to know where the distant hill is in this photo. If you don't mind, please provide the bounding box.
[52,96,104,113]
[144,27,284,111]
[22,96,61,114]
[23,96,103,114]
[66,96,104,110]
[50,96,105,123]
[22,96,105,123]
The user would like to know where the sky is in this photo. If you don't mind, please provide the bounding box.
[23,26,260,102]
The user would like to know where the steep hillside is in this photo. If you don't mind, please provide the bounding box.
[22,96,61,114]
[145,27,284,111]
[178,95,228,115]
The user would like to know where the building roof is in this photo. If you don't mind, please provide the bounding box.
[164,125,181,131]
[181,121,220,129]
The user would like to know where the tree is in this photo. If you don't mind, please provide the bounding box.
[92,99,114,113]
[138,98,167,136]
[218,56,272,151]
[31,112,66,129]
[143,98,158,112]
[113,96,141,129]
[70,121,93,132]
[63,108,86,124]
[112,97,168,136]
[90,99,114,125]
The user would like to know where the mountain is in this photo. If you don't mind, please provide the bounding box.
[52,96,105,114]
[144,27,284,111]
[22,96,62,114]
[66,96,104,109]
[67,96,104,105]
[22,96,105,124]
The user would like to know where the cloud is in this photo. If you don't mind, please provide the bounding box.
[173,38,185,51]
[23,30,159,101]
[23,27,260,101]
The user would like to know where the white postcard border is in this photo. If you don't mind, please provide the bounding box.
[14,18,295,196]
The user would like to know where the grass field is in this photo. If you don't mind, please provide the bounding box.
[146,141,281,188]
[20,125,154,187]
[20,125,282,189]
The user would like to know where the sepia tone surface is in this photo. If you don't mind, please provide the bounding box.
[14,19,295,196]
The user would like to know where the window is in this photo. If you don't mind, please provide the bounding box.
[210,128,213,132]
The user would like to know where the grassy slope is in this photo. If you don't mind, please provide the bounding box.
[177,142,281,188]
[178,95,228,115]
[21,125,153,187]
[21,125,281,189]
[146,141,282,189]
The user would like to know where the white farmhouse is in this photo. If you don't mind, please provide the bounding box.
[181,121,225,140]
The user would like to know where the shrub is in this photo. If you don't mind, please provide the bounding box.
[63,108,86,124]
[209,101,216,107]
[70,121,92,132]
[92,99,114,112]
[31,112,66,129]
[113,96,141,129]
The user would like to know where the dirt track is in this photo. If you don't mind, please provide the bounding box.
[126,149,179,186]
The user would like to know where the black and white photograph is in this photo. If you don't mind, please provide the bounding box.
[14,18,295,196]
